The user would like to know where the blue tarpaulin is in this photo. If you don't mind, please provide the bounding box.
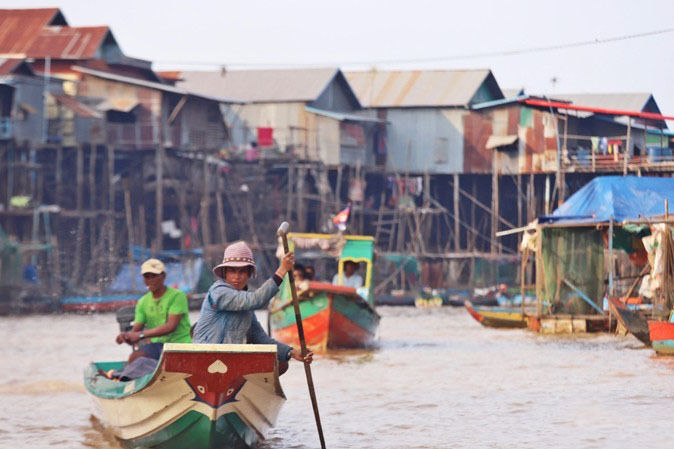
[540,176,674,224]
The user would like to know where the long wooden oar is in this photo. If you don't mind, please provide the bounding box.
[277,221,327,449]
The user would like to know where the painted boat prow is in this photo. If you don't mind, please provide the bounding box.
[84,343,285,449]
[648,321,674,355]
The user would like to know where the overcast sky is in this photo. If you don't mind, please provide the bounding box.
[3,0,674,119]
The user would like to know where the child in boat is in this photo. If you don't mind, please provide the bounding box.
[193,241,313,374]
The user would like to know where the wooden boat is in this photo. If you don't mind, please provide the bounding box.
[447,295,497,307]
[271,281,380,351]
[270,233,380,351]
[648,320,674,355]
[607,297,652,346]
[464,300,528,329]
[84,343,285,449]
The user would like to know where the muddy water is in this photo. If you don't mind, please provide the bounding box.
[2,307,674,449]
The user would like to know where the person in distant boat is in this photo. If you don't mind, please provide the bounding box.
[192,241,313,374]
[293,263,306,282]
[304,265,315,281]
[115,258,192,361]
[332,260,363,288]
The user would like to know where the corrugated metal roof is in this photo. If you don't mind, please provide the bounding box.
[0,8,67,56]
[172,68,340,103]
[0,58,34,76]
[552,93,654,113]
[26,26,110,59]
[344,69,494,108]
[73,66,241,104]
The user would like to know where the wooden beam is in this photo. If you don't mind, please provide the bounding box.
[167,95,188,126]
[458,184,516,230]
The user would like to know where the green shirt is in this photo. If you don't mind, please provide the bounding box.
[134,287,192,343]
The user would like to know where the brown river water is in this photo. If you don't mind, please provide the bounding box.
[2,306,674,449]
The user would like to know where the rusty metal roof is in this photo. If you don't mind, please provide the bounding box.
[344,69,496,108]
[0,58,35,76]
[0,8,67,56]
[26,26,111,60]
[173,68,341,103]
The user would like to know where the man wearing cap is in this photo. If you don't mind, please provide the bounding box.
[115,258,192,360]
[193,241,312,373]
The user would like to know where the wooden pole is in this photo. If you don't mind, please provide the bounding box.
[88,145,97,283]
[154,145,164,253]
[277,222,327,449]
[216,174,227,244]
[491,162,499,254]
[55,144,62,205]
[623,118,631,175]
[178,188,188,251]
[72,145,84,284]
[107,145,115,272]
[124,185,135,290]
[517,174,522,227]
[286,159,295,220]
[453,174,460,251]
[201,152,211,248]
[334,164,342,211]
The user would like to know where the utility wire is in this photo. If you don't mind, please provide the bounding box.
[152,27,674,68]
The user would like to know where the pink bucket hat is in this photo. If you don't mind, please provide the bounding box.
[213,241,256,278]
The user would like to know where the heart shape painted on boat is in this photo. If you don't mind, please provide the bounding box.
[207,360,228,374]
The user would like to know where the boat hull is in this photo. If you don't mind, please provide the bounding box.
[607,297,651,346]
[85,344,285,449]
[649,321,674,355]
[271,283,380,351]
[464,301,527,329]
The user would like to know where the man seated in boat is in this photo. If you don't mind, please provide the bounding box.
[193,241,313,374]
[332,260,363,288]
[115,258,192,361]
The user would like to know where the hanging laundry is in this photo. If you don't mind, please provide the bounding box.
[599,137,608,155]
[590,136,599,153]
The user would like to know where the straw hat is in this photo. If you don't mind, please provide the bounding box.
[213,241,256,279]
[141,258,165,275]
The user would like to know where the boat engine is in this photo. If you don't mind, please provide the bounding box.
[116,306,136,332]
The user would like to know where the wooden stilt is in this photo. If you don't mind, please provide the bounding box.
[201,152,211,248]
[216,174,227,244]
[124,184,135,290]
[88,145,97,284]
[453,173,460,251]
[55,144,62,205]
[72,145,84,284]
[107,144,115,270]
[154,145,164,253]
